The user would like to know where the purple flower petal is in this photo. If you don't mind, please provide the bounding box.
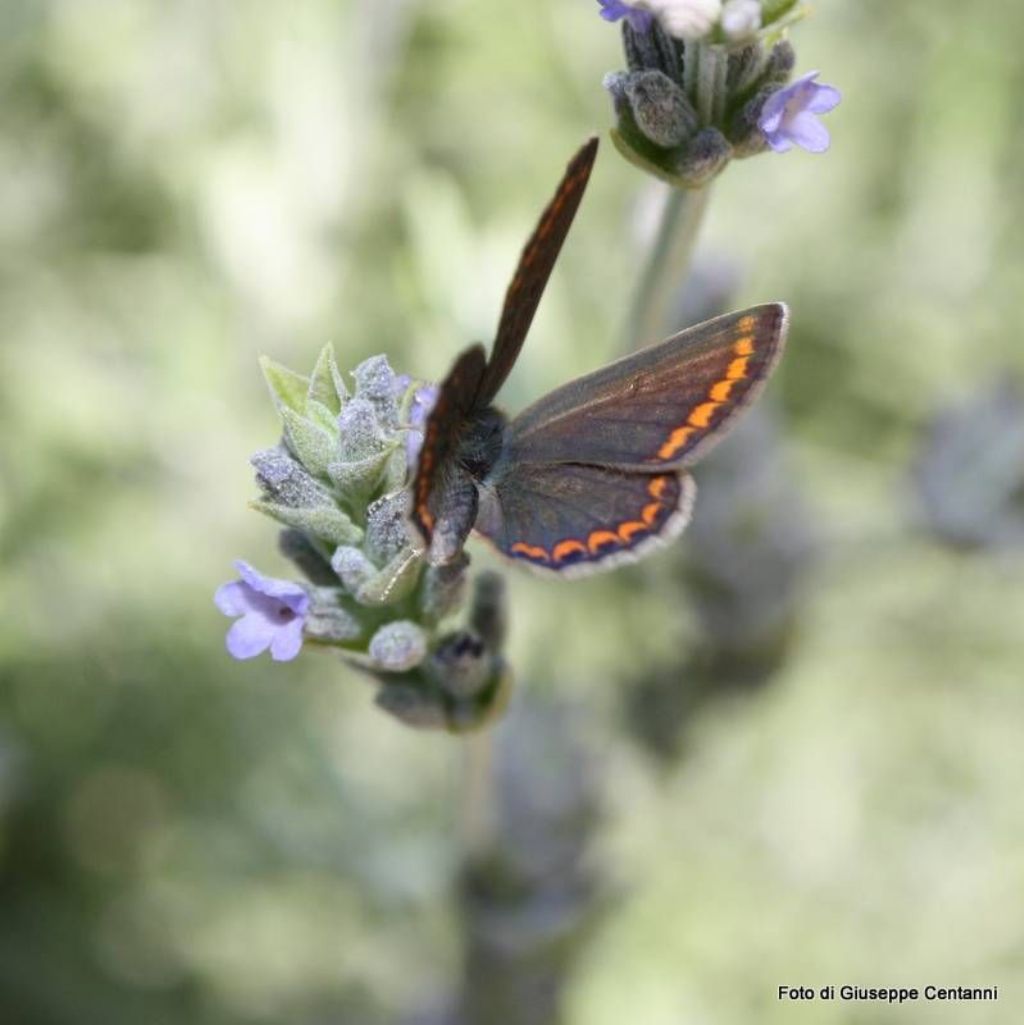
[234,559,308,613]
[764,131,794,154]
[789,69,822,90]
[216,561,309,662]
[214,580,252,616]
[807,85,842,115]
[757,71,841,155]
[758,99,785,135]
[597,0,654,32]
[786,111,831,153]
[405,383,439,469]
[269,617,305,661]
[226,614,274,660]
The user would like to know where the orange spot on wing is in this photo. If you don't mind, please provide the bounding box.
[418,506,435,531]
[688,402,719,429]
[647,476,669,499]
[618,520,647,543]
[738,316,756,334]
[552,539,587,562]
[657,426,695,460]
[642,502,662,527]
[710,379,736,402]
[511,542,550,562]
[734,337,755,357]
[727,355,750,380]
[587,530,621,554]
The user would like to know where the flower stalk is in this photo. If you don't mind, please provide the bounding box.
[627,183,712,350]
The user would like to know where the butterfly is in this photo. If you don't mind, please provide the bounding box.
[410,137,789,577]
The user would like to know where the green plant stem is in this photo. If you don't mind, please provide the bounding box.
[459,729,495,859]
[626,184,712,352]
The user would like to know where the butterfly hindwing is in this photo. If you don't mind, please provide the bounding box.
[476,137,598,406]
[504,304,788,470]
[476,463,696,577]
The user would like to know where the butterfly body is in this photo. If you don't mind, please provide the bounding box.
[457,407,508,481]
[411,139,790,577]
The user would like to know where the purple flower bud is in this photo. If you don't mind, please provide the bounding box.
[625,69,697,147]
[352,355,400,428]
[597,0,655,33]
[654,0,722,39]
[721,0,760,40]
[337,398,388,461]
[251,446,333,509]
[368,621,428,672]
[214,560,308,661]
[405,383,438,468]
[758,70,841,154]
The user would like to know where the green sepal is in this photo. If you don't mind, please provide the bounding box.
[610,127,680,188]
[327,447,395,500]
[609,128,698,190]
[708,5,806,49]
[306,398,340,438]
[303,588,365,644]
[250,499,363,546]
[372,657,513,734]
[352,547,423,607]
[443,661,513,734]
[373,683,448,731]
[383,446,411,494]
[762,0,802,26]
[280,407,337,478]
[610,125,731,191]
[308,344,347,414]
[260,356,310,416]
[759,3,809,44]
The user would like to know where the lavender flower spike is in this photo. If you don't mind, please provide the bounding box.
[215,560,309,661]
[597,0,655,33]
[758,71,841,154]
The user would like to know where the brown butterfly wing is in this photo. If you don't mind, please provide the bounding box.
[476,137,598,407]
[476,463,696,578]
[411,139,598,548]
[410,345,487,545]
[503,304,788,470]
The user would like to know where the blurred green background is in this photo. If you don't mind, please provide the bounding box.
[2,1,1023,1022]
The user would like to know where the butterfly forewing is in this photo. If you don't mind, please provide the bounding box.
[476,137,598,406]
[410,139,599,551]
[504,304,788,470]
[410,344,487,544]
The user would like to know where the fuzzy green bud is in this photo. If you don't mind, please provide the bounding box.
[369,620,428,672]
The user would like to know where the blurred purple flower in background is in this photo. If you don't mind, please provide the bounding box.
[215,560,309,661]
[597,0,655,33]
[758,71,841,153]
